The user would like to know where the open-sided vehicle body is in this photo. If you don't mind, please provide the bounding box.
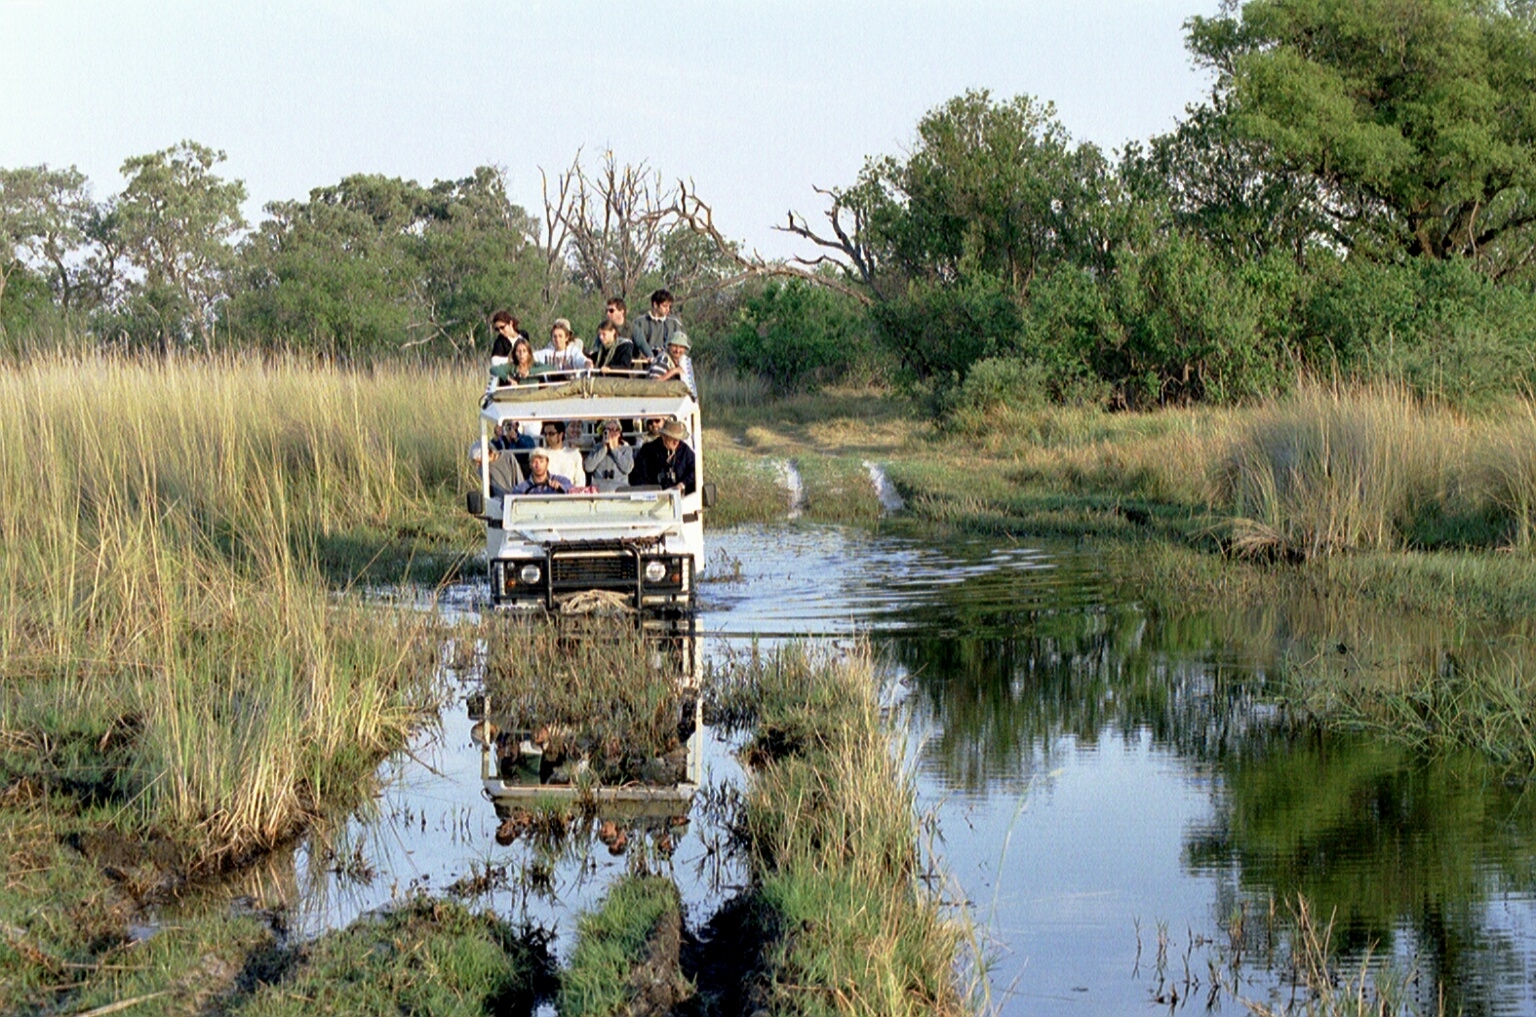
[469,376,709,617]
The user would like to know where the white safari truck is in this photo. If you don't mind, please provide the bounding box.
[467,376,712,620]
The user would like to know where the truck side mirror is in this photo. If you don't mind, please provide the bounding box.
[702,483,717,509]
[466,490,484,516]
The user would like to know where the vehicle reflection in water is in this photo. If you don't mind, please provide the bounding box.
[705,526,1536,1017]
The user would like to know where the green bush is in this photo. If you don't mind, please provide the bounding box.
[1303,258,1536,408]
[727,278,870,392]
[871,272,1025,389]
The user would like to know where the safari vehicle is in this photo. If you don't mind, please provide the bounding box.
[467,375,713,618]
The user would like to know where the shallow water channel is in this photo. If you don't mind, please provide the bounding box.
[219,525,1536,1015]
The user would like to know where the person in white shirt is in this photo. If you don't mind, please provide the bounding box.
[538,420,586,487]
[533,318,590,374]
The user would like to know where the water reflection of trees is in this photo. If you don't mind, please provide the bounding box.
[1192,738,1536,1016]
[880,564,1536,1015]
[885,597,1281,790]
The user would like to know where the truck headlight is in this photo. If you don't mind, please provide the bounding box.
[519,564,542,585]
[644,560,667,583]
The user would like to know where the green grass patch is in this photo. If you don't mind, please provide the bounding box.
[710,645,968,1017]
[231,896,549,1017]
[560,875,688,1017]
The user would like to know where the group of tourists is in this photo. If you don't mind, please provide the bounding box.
[486,289,694,395]
[470,416,696,499]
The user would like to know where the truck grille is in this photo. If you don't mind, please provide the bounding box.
[552,555,636,586]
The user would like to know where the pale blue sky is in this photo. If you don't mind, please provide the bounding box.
[0,1,1216,258]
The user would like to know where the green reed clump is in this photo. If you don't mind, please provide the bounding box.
[481,621,692,784]
[230,896,549,1017]
[715,644,967,1017]
[560,875,689,1017]
[1218,383,1460,559]
[1284,636,1536,773]
[1243,896,1421,1017]
[0,354,473,870]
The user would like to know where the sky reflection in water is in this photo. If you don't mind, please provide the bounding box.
[258,524,1536,1017]
[706,526,1536,1017]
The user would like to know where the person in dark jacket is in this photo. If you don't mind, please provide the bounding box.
[589,319,635,372]
[629,419,695,494]
[630,288,683,360]
[489,310,530,371]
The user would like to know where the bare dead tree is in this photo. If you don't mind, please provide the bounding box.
[543,150,671,302]
[776,184,885,299]
[538,159,577,311]
[669,180,874,306]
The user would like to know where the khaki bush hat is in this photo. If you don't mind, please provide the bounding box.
[660,420,688,441]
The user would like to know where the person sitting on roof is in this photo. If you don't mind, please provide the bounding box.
[534,318,590,374]
[489,335,548,388]
[589,319,635,373]
[631,288,683,361]
[509,448,571,495]
[488,311,529,381]
[469,440,524,498]
[646,331,696,394]
[628,419,696,494]
[583,419,636,492]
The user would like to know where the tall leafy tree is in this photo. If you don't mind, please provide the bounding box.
[0,165,96,313]
[115,141,246,346]
[1188,0,1536,273]
[227,168,542,356]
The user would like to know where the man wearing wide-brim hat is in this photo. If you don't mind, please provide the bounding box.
[628,418,695,494]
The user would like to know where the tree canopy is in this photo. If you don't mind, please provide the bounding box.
[1189,0,1536,273]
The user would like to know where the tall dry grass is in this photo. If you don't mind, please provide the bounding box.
[1218,384,1463,558]
[0,353,476,868]
[1474,402,1536,551]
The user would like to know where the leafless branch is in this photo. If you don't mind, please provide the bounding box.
[669,180,873,306]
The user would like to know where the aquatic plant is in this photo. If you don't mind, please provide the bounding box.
[716,643,969,1017]
[0,353,471,871]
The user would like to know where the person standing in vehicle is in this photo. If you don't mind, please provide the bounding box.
[590,319,635,372]
[593,297,636,353]
[583,419,635,492]
[539,420,586,487]
[488,310,529,373]
[630,288,683,361]
[629,419,695,494]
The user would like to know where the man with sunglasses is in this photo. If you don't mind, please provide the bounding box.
[538,420,585,487]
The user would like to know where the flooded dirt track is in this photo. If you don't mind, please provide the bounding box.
[169,524,1536,1016]
[703,527,1536,1017]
